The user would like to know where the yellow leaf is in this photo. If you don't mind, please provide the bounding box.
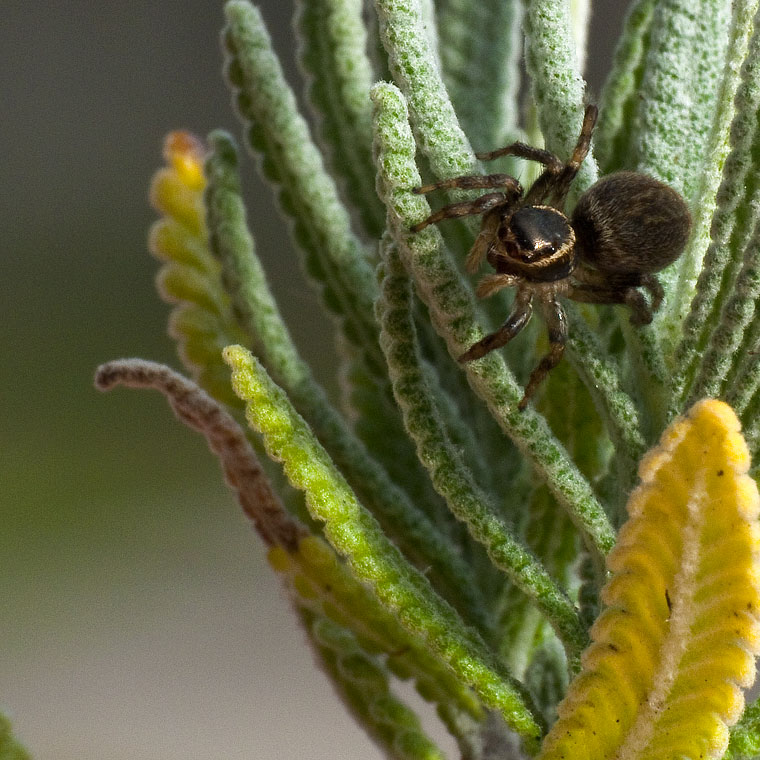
[538,400,760,760]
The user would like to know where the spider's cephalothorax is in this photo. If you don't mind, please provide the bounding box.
[411,104,692,409]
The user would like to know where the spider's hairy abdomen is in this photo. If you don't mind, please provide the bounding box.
[571,171,692,276]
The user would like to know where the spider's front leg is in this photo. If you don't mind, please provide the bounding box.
[413,173,521,196]
[458,288,533,363]
[519,296,567,410]
[410,192,505,233]
[528,107,599,209]
[410,174,521,233]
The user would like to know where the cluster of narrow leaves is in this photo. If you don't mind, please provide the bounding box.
[92,0,760,758]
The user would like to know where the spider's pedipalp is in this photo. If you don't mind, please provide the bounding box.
[465,211,502,272]
[475,274,519,299]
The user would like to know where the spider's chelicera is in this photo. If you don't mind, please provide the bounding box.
[411,105,692,409]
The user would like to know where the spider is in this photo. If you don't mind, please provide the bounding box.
[411,104,692,409]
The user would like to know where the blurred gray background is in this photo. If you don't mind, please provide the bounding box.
[2,2,625,757]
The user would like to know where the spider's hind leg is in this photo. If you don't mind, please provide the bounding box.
[567,277,655,326]
[640,273,665,313]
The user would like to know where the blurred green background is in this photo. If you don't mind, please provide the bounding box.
[1,2,623,757]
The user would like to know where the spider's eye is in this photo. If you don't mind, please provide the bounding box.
[508,206,571,263]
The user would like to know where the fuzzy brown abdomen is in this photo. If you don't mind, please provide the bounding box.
[571,171,691,275]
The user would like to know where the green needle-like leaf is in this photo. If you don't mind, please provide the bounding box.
[673,3,760,407]
[372,81,615,570]
[377,240,587,662]
[224,344,544,749]
[294,0,385,239]
[626,0,738,359]
[203,130,491,632]
[222,1,382,373]
[689,254,760,407]
[436,0,523,151]
[632,0,731,199]
[272,538,485,741]
[595,0,657,173]
[306,614,448,760]
[373,0,474,181]
[725,699,760,759]
[564,306,646,486]
[523,0,598,199]
[663,0,759,351]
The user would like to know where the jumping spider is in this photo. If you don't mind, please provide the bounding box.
[411,104,691,409]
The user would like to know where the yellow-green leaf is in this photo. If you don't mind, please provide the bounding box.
[146,131,248,406]
[538,399,760,760]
